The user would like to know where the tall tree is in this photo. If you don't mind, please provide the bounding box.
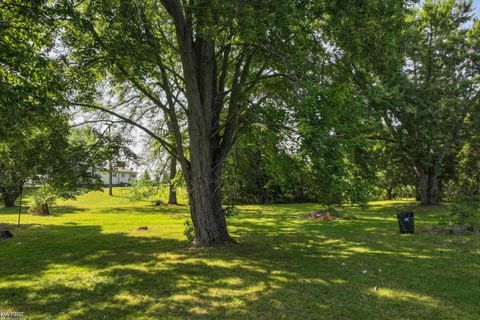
[0,0,68,207]
[0,118,103,208]
[59,0,314,245]
[333,0,480,205]
[378,1,480,205]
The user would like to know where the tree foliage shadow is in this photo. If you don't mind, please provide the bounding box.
[95,205,190,217]
[0,217,478,319]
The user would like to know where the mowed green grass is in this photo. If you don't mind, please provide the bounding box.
[0,188,479,319]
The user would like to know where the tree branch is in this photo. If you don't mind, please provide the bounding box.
[69,101,179,158]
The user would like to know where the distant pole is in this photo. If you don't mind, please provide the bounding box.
[108,126,113,196]
[17,190,23,227]
[108,158,113,196]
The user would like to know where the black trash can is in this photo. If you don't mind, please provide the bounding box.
[397,211,414,234]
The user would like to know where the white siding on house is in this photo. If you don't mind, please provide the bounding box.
[97,170,137,185]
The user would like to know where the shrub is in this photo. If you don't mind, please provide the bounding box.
[449,203,479,231]
[28,185,57,215]
[126,179,156,203]
[183,220,195,242]
[224,205,239,218]
[434,203,480,233]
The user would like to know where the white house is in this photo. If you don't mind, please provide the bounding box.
[96,168,138,186]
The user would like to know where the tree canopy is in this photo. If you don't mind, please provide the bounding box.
[1,0,479,245]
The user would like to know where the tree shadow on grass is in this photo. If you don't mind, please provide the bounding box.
[0,206,23,216]
[0,218,478,319]
[0,206,89,217]
[95,205,190,217]
[45,205,89,215]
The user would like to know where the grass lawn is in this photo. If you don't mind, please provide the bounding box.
[0,188,479,319]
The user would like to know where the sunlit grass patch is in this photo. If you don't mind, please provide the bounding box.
[0,189,479,319]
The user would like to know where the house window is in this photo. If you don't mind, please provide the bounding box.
[113,173,117,177]
[121,173,125,178]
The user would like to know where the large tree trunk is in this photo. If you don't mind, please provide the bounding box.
[1,185,22,208]
[415,185,421,201]
[427,171,439,205]
[416,170,440,206]
[386,187,393,201]
[172,32,233,245]
[3,193,17,208]
[185,126,232,245]
[168,157,178,205]
[164,9,248,245]
[186,160,231,245]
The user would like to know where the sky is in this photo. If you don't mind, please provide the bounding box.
[474,0,480,17]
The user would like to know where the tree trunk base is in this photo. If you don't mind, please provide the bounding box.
[192,235,237,246]
[168,196,178,206]
[3,197,17,208]
[385,188,393,201]
[29,203,50,216]
[417,171,440,206]
[418,203,442,207]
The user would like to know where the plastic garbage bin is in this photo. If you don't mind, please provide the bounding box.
[397,211,414,234]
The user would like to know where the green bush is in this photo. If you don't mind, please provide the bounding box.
[28,185,57,215]
[126,179,156,203]
[224,205,239,218]
[183,220,195,242]
[449,203,479,231]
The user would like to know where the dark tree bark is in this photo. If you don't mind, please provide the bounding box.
[168,157,178,205]
[415,186,421,201]
[39,203,50,215]
[182,109,232,244]
[1,185,22,208]
[386,187,393,201]
[186,160,231,245]
[3,193,18,207]
[416,170,439,206]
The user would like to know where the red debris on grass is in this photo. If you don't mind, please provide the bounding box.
[305,211,333,221]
